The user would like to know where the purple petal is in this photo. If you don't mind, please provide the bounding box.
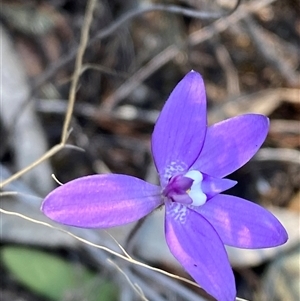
[165,202,236,301]
[191,114,269,178]
[41,174,162,228]
[194,194,288,248]
[202,173,237,200]
[152,71,207,186]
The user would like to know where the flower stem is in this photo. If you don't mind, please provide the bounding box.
[125,216,148,253]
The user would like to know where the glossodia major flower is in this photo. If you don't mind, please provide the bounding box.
[42,71,288,301]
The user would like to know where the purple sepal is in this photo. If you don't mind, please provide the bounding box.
[191,114,269,178]
[152,71,207,185]
[194,194,288,248]
[41,174,162,228]
[165,202,236,301]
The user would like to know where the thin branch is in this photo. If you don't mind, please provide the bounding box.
[189,0,276,46]
[102,45,180,111]
[212,37,240,96]
[108,260,149,301]
[91,1,242,42]
[0,145,64,189]
[134,266,209,301]
[100,0,276,111]
[31,1,241,94]
[0,0,97,189]
[0,0,244,190]
[1,206,250,301]
[0,208,204,289]
[242,16,299,86]
[61,0,97,144]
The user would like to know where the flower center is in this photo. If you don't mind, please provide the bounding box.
[163,170,207,206]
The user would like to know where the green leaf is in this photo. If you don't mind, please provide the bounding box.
[1,246,118,301]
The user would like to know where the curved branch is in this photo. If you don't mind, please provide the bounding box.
[32,0,242,92]
[92,1,242,42]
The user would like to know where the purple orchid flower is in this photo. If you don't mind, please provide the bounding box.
[41,71,288,301]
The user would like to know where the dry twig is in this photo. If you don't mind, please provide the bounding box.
[0,0,97,189]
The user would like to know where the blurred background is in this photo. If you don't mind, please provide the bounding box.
[0,0,299,300]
